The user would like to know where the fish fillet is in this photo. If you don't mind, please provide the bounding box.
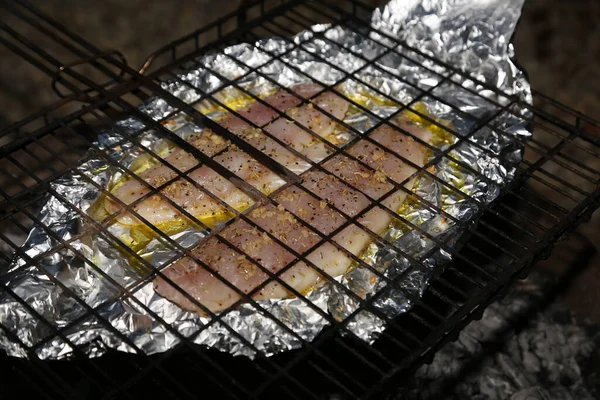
[153,102,432,314]
[103,84,347,231]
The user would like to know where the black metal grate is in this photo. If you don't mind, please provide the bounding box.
[1,0,599,399]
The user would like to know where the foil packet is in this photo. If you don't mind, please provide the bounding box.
[0,0,532,360]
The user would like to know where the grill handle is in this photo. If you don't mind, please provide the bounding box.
[0,0,255,101]
[139,0,255,75]
[0,0,129,101]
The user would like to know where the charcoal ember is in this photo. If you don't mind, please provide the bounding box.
[395,271,599,400]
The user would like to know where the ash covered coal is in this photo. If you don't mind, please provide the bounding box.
[396,271,600,400]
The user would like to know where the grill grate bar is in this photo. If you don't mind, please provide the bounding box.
[0,0,544,338]
[523,115,600,166]
[233,30,534,260]
[243,23,545,251]
[8,92,410,388]
[0,180,227,400]
[0,0,124,82]
[1,157,263,399]
[5,115,432,384]
[50,109,427,375]
[0,1,599,399]
[266,7,578,233]
[157,59,498,304]
[301,0,600,181]
[329,0,600,154]
[57,23,494,360]
[157,66,504,304]
[1,0,524,366]
[525,137,600,185]
[0,21,82,97]
[517,184,569,219]
[369,184,600,398]
[2,116,288,396]
[517,160,585,203]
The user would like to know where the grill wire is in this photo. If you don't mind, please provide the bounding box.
[1,0,600,399]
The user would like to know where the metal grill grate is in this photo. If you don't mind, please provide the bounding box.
[1,0,600,399]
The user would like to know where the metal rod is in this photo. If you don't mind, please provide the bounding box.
[1,0,599,398]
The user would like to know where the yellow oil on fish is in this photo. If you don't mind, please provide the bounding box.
[339,88,459,247]
[87,93,266,257]
[194,87,274,116]
[405,102,455,148]
[344,84,455,148]
[89,86,457,270]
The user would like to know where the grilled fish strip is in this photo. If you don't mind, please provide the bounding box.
[153,106,432,314]
[104,84,349,230]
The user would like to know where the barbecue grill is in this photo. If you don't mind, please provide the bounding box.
[1,0,599,399]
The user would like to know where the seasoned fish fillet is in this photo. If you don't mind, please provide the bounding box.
[153,107,433,314]
[103,84,348,231]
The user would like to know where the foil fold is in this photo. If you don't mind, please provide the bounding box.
[0,0,532,360]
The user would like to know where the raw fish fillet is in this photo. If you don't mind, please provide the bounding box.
[152,90,432,314]
[104,83,346,231]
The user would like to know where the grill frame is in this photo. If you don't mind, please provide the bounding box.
[1,0,599,399]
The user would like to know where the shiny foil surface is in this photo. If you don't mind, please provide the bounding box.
[0,0,531,360]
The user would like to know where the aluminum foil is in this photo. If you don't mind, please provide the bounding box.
[0,0,532,360]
